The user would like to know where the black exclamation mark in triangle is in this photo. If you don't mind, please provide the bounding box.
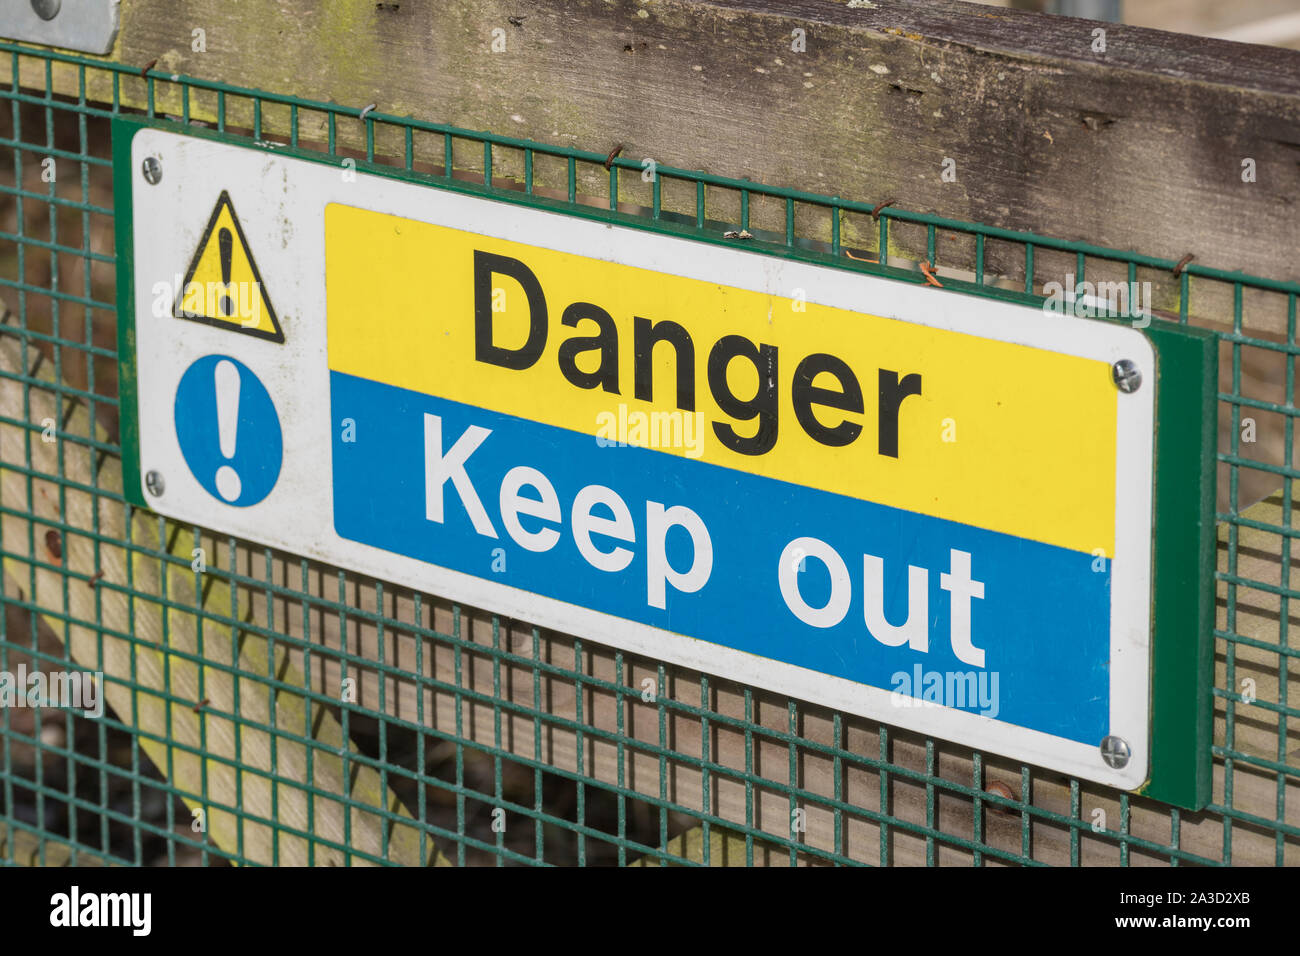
[218,227,234,317]
[174,191,286,343]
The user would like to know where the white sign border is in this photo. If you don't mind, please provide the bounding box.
[129,127,1155,790]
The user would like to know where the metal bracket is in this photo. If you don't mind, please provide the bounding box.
[0,0,121,56]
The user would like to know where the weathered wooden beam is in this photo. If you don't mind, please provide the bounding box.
[12,0,1300,290]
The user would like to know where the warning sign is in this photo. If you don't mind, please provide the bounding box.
[116,123,1215,799]
[175,190,283,342]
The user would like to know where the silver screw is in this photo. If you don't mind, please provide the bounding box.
[1100,735,1131,769]
[141,157,163,185]
[145,470,165,497]
[1111,359,1141,393]
[30,0,61,20]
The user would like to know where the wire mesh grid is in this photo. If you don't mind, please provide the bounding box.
[0,41,1295,866]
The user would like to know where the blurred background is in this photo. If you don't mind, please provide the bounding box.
[977,0,1300,49]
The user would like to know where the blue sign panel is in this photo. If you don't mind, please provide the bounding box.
[331,370,1110,744]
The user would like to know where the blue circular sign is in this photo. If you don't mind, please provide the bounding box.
[174,354,282,507]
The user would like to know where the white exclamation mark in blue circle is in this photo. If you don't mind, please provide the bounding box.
[174,354,282,507]
[214,358,242,502]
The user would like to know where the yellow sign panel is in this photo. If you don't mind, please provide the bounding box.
[324,202,1118,557]
[175,190,283,342]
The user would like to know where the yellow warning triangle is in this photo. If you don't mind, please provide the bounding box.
[174,190,284,342]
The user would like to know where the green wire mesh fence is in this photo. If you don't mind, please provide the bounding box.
[0,41,1296,867]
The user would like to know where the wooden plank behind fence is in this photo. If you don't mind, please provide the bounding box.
[15,0,1300,319]
[0,311,450,866]
[253,489,1297,865]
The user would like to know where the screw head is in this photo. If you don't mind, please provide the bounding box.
[30,0,61,20]
[141,157,163,185]
[1112,359,1141,393]
[1100,735,1131,769]
[145,470,165,497]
